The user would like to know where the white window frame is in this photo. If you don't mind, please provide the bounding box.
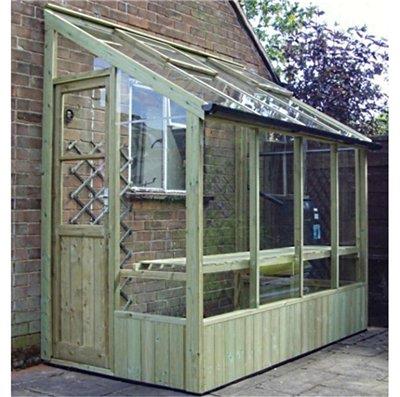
[127,79,186,195]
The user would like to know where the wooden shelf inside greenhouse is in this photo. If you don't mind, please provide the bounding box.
[119,245,358,281]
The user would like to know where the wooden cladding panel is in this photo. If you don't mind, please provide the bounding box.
[114,313,185,390]
[113,286,364,393]
[203,285,365,391]
[54,235,108,368]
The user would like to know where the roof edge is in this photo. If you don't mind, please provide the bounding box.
[203,103,381,150]
[229,0,282,85]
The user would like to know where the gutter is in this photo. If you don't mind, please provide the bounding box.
[202,103,381,151]
[229,0,282,85]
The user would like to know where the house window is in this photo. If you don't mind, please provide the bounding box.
[128,79,186,193]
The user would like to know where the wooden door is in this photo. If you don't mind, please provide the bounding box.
[52,75,111,369]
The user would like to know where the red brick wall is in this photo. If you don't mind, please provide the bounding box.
[11,0,271,366]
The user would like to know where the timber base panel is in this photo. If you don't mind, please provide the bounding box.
[110,283,366,394]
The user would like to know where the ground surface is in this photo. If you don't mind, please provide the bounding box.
[12,327,388,397]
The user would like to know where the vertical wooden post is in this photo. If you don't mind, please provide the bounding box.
[108,67,119,371]
[294,137,304,297]
[234,130,249,251]
[249,128,260,308]
[355,149,361,280]
[358,149,368,327]
[40,26,57,360]
[330,144,339,289]
[185,113,204,393]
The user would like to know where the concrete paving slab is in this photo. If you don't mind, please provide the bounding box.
[12,328,388,397]
[317,374,386,396]
[255,367,336,396]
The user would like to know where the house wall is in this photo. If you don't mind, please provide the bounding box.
[11,0,272,367]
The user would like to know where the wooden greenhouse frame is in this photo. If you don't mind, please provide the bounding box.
[41,4,378,394]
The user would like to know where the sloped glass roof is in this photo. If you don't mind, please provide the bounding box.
[45,6,374,146]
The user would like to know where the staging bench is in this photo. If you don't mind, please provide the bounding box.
[119,245,359,281]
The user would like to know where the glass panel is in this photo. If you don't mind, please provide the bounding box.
[57,35,99,76]
[260,132,294,250]
[82,27,235,107]
[203,119,246,255]
[70,21,371,143]
[130,80,164,190]
[62,159,106,225]
[114,71,187,192]
[259,132,297,304]
[117,70,187,316]
[204,272,236,317]
[304,258,331,293]
[304,141,331,246]
[206,61,370,142]
[62,88,106,156]
[303,140,331,294]
[260,263,298,303]
[120,278,186,316]
[166,118,186,191]
[203,119,249,315]
[339,148,357,246]
[339,254,360,286]
[134,34,203,66]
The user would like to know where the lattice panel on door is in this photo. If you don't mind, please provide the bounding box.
[62,141,107,225]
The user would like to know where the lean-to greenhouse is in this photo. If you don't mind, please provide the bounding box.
[40,4,379,393]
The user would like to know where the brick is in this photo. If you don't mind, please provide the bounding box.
[13,310,39,324]
[17,38,44,54]
[13,261,41,274]
[12,274,28,287]
[12,61,30,75]
[14,86,42,101]
[13,2,35,17]
[29,320,41,333]
[12,49,31,63]
[21,15,43,31]
[13,296,40,311]
[16,112,42,124]
[12,12,21,26]
[12,323,29,337]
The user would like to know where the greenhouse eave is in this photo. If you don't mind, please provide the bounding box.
[202,103,381,150]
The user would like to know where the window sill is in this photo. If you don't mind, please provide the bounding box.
[125,191,186,202]
[124,191,214,204]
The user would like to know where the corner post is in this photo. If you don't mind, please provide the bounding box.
[330,144,339,288]
[40,26,57,360]
[294,137,304,297]
[249,128,260,308]
[108,67,119,371]
[185,113,204,393]
[358,149,368,326]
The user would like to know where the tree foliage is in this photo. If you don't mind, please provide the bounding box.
[240,0,318,72]
[240,0,388,136]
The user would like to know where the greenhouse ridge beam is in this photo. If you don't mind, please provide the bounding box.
[203,103,381,150]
